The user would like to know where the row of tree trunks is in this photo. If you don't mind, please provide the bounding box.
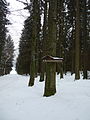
[27,0,89,97]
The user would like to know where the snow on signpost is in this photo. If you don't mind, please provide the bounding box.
[42,55,63,63]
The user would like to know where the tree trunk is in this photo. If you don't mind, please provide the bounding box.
[56,0,64,78]
[44,63,56,96]
[71,27,75,75]
[44,0,57,97]
[28,0,38,86]
[75,0,80,80]
[28,51,35,86]
[40,0,48,82]
[83,0,88,79]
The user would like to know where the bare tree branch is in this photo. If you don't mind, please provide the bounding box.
[16,0,28,5]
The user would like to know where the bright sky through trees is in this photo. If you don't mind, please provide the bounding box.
[7,0,29,49]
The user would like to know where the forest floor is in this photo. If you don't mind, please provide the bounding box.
[0,72,90,120]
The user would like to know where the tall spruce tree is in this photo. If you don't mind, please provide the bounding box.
[0,0,10,75]
[28,0,41,86]
[16,16,32,75]
[43,0,57,97]
[0,35,14,75]
[87,0,90,72]
[65,0,76,74]
[39,0,49,82]
[0,0,9,62]
[56,0,64,78]
[16,0,41,78]
[81,0,88,79]
[75,0,80,80]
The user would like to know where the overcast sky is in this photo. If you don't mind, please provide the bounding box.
[7,0,29,49]
[6,0,29,67]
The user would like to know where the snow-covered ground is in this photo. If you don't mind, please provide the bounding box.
[0,73,90,120]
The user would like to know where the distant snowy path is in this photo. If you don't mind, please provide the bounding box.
[0,73,90,120]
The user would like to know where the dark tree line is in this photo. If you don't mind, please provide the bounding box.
[0,35,14,75]
[0,0,8,61]
[0,0,14,75]
[16,0,90,96]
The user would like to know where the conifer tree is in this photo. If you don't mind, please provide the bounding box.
[16,16,32,75]
[0,0,10,75]
[44,0,57,97]
[28,0,41,86]
[81,0,88,79]
[0,0,9,62]
[56,0,64,78]
[75,0,80,79]
[0,35,14,75]
[39,0,48,82]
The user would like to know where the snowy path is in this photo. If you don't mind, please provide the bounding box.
[0,74,90,120]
